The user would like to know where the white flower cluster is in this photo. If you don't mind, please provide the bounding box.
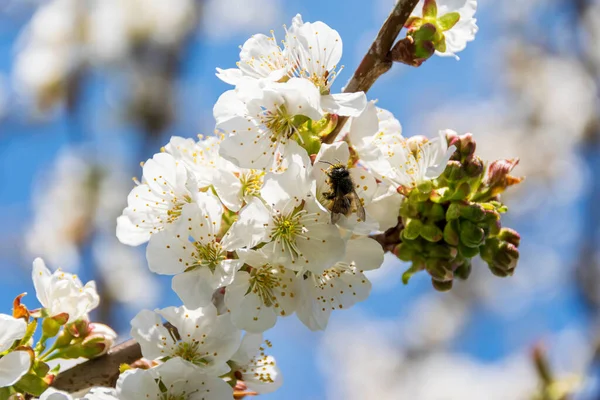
[112,12,463,398]
[14,0,197,109]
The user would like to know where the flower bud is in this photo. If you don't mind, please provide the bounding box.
[481,238,519,276]
[420,223,443,242]
[403,218,422,240]
[464,156,484,178]
[498,227,520,247]
[427,243,457,259]
[459,220,485,248]
[41,313,68,338]
[425,259,453,282]
[431,278,453,292]
[443,219,460,246]
[458,133,476,160]
[453,259,472,280]
[67,318,90,338]
[443,160,464,182]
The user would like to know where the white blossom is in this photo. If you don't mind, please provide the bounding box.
[146,192,243,308]
[224,249,298,332]
[349,103,455,189]
[116,152,197,246]
[227,148,345,274]
[296,237,383,331]
[115,358,232,400]
[39,388,74,400]
[215,78,323,170]
[217,14,366,116]
[32,258,99,323]
[230,333,283,394]
[0,314,27,353]
[164,135,265,212]
[131,304,241,376]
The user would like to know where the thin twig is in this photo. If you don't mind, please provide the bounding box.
[322,0,420,144]
[51,1,420,392]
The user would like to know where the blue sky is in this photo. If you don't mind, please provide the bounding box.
[0,1,595,399]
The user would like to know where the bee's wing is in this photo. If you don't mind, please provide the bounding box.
[350,189,366,222]
[330,195,345,224]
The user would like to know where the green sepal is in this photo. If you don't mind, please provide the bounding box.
[402,264,422,285]
[438,12,460,31]
[14,374,48,397]
[454,260,472,280]
[19,319,38,347]
[423,0,438,18]
[459,220,485,248]
[458,242,479,258]
[434,35,447,53]
[443,220,460,246]
[32,360,49,377]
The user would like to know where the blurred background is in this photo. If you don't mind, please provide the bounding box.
[0,0,598,399]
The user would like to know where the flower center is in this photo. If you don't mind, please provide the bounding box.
[261,104,298,142]
[270,209,308,261]
[192,241,226,273]
[172,341,209,367]
[166,194,192,224]
[248,266,280,307]
[240,170,265,198]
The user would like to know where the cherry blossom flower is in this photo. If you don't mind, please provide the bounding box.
[348,103,455,189]
[118,358,232,400]
[216,14,366,116]
[296,237,384,331]
[131,304,241,376]
[230,333,283,394]
[224,249,298,332]
[146,192,243,308]
[215,78,323,170]
[117,152,197,246]
[227,148,345,274]
[32,258,99,323]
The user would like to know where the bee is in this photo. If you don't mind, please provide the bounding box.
[321,161,366,224]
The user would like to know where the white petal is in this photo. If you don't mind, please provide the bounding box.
[146,228,195,275]
[171,268,216,308]
[215,67,243,85]
[344,237,384,272]
[0,315,26,353]
[226,198,271,249]
[39,388,74,400]
[0,350,30,387]
[321,92,367,117]
[116,368,161,399]
[32,257,52,309]
[231,333,263,366]
[365,183,403,232]
[130,309,172,361]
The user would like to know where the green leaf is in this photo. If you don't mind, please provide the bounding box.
[438,12,460,31]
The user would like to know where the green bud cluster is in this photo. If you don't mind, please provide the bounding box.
[393,132,522,291]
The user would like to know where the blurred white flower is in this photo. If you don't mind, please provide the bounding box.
[203,0,282,40]
[26,151,94,272]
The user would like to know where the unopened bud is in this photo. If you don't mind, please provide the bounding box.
[403,218,422,240]
[498,227,520,247]
[459,133,476,159]
[431,278,453,292]
[42,313,68,338]
[427,243,457,259]
[443,160,464,181]
[420,223,443,242]
[481,238,519,276]
[459,220,485,248]
[67,318,90,338]
[443,219,460,246]
[453,259,472,280]
[426,259,453,281]
[464,156,484,178]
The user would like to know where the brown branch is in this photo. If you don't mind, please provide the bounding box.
[51,339,142,392]
[322,0,420,144]
[52,2,420,392]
